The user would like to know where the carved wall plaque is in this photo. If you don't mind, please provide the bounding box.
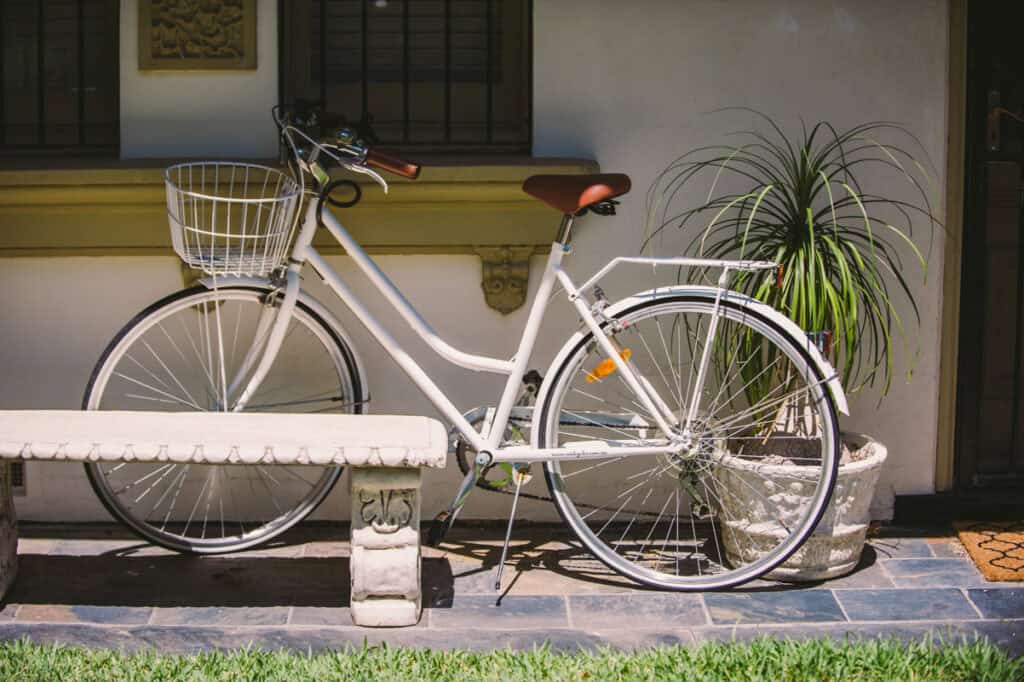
[475,246,534,315]
[139,0,257,71]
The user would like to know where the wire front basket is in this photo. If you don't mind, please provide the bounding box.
[165,162,301,276]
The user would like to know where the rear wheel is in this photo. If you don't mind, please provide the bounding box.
[83,286,363,554]
[538,294,840,590]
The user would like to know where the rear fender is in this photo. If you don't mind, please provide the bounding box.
[533,286,848,449]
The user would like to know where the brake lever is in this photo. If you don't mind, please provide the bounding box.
[343,162,389,194]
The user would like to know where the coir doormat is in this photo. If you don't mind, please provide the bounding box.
[954,521,1024,582]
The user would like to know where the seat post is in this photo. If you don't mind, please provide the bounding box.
[557,213,576,245]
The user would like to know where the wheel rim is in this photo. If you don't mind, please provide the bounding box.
[84,288,358,553]
[540,298,839,590]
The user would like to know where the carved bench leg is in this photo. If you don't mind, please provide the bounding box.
[0,463,17,600]
[349,467,421,627]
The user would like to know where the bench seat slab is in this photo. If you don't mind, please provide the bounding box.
[0,411,447,467]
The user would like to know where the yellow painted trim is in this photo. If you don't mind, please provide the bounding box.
[0,159,599,257]
[935,0,968,492]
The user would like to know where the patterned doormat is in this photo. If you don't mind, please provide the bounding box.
[954,521,1024,582]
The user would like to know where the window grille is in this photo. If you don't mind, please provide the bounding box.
[0,0,119,155]
[9,462,24,496]
[281,0,531,152]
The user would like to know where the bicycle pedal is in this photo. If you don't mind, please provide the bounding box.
[426,511,453,547]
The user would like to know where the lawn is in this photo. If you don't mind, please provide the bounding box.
[0,637,1018,681]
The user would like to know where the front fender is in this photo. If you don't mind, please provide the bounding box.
[534,286,848,445]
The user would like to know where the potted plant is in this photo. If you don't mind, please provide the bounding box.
[644,110,939,580]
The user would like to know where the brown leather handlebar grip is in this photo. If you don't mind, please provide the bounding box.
[365,149,421,179]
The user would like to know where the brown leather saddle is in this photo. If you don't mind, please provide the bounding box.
[522,173,631,215]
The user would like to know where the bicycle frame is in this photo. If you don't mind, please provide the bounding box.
[228,196,777,466]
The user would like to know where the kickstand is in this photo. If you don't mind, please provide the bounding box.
[494,467,524,592]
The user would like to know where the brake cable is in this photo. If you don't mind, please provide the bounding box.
[316,179,362,227]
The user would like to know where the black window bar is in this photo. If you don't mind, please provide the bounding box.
[282,0,532,153]
[0,0,119,155]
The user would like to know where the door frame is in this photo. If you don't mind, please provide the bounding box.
[934,0,967,492]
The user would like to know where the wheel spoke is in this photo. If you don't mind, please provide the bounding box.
[541,296,838,590]
[84,288,355,554]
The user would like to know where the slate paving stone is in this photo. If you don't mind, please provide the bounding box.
[0,623,690,654]
[225,543,306,559]
[927,538,967,558]
[18,523,135,541]
[299,541,352,559]
[49,539,145,556]
[6,524,1020,655]
[868,538,933,559]
[568,594,707,629]
[834,588,979,622]
[15,539,56,554]
[704,590,845,625]
[426,560,494,604]
[429,595,568,630]
[151,606,291,626]
[289,605,431,630]
[15,605,153,625]
[694,621,1024,657]
[9,554,347,608]
[503,565,639,596]
[809,557,895,589]
[288,607,353,627]
[0,623,150,653]
[425,559,640,607]
[967,588,1024,619]
[881,558,989,587]
[972,619,1024,658]
[869,524,952,539]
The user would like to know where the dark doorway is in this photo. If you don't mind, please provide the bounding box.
[956,2,1024,489]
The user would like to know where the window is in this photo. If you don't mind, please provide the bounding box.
[0,0,119,155]
[281,0,531,152]
[9,461,24,496]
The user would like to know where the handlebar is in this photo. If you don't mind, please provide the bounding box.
[273,105,421,190]
[365,149,421,180]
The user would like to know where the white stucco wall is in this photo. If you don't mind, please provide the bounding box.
[3,0,950,523]
[531,0,950,518]
[119,0,280,158]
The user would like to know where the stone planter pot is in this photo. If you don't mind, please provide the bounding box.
[714,432,887,582]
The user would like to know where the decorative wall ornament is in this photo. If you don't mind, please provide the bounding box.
[139,0,257,71]
[475,246,533,315]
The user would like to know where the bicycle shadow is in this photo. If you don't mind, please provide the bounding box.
[7,524,883,611]
[430,527,883,597]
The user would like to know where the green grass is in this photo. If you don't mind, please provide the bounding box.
[0,638,1019,681]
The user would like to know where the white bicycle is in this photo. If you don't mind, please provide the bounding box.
[82,107,847,590]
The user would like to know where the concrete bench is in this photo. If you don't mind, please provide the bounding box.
[0,410,447,627]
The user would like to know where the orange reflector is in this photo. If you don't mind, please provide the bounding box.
[586,348,632,383]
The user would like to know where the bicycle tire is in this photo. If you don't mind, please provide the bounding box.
[82,285,364,554]
[537,293,840,590]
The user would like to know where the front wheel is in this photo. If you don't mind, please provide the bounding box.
[537,294,840,590]
[83,285,365,554]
